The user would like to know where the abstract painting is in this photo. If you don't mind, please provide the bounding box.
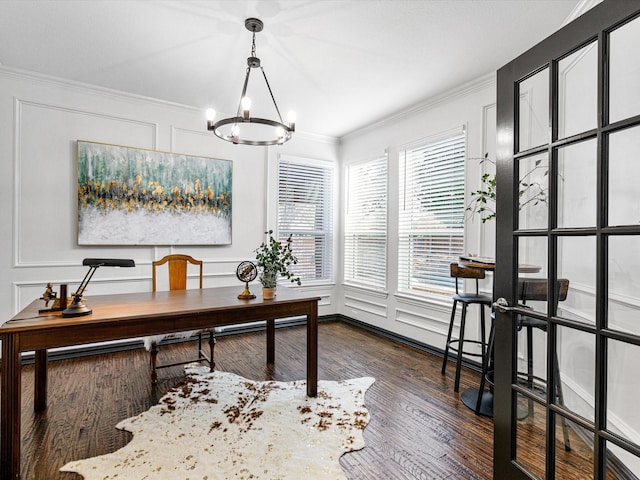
[77,140,232,245]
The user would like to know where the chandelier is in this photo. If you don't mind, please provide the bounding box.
[206,18,295,146]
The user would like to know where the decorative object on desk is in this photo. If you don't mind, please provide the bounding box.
[61,365,374,479]
[466,153,548,223]
[236,260,258,299]
[38,282,68,313]
[62,258,135,318]
[40,282,56,306]
[255,229,301,299]
[206,18,296,146]
[77,140,232,245]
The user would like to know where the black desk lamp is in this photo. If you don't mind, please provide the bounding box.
[62,258,135,318]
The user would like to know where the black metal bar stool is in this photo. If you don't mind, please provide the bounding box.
[442,262,493,392]
[475,277,572,450]
[517,278,571,451]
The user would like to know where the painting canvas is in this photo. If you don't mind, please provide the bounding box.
[77,141,232,245]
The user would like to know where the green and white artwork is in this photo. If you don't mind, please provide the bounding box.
[77,141,232,245]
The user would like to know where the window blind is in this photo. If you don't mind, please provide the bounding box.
[344,155,387,288]
[398,131,465,295]
[278,158,334,282]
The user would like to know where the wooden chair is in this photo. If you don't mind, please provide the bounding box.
[515,277,571,451]
[442,263,493,392]
[147,254,215,384]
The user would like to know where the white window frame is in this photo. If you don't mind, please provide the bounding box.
[397,127,466,297]
[276,155,335,285]
[344,154,388,290]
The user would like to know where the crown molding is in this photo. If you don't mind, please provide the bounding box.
[0,66,204,113]
[341,71,496,141]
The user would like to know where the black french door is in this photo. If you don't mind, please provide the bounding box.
[494,1,640,479]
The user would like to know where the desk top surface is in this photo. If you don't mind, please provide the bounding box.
[2,286,320,334]
[458,257,540,273]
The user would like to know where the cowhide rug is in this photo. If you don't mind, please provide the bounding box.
[61,364,375,479]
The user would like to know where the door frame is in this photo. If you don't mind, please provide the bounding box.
[494,1,640,478]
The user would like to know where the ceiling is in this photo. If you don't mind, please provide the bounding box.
[0,0,583,138]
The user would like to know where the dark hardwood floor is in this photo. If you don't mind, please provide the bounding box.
[11,320,598,479]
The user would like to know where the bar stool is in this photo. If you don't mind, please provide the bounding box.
[442,263,493,392]
[475,277,572,450]
[517,278,571,451]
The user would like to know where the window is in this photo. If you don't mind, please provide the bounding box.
[278,157,334,283]
[344,155,387,288]
[398,130,466,296]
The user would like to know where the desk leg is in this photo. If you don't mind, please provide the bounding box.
[1,334,22,480]
[266,318,275,364]
[307,302,318,397]
[34,349,48,411]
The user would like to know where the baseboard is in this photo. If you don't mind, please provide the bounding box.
[570,422,639,480]
[336,314,483,373]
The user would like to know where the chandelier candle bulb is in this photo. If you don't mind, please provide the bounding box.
[206,108,216,129]
[241,97,252,119]
[288,111,296,130]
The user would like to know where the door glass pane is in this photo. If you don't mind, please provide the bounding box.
[557,139,597,229]
[519,68,550,151]
[555,414,594,478]
[518,153,548,230]
[557,236,596,325]
[609,16,640,123]
[608,125,640,226]
[515,397,545,480]
[557,325,595,423]
[608,235,640,336]
[558,42,598,139]
[518,237,548,314]
[516,310,547,403]
[607,339,640,452]
[606,440,640,479]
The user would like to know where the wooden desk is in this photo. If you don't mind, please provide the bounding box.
[0,286,320,479]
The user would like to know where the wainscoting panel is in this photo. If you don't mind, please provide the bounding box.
[15,98,157,267]
[395,307,450,337]
[344,294,387,320]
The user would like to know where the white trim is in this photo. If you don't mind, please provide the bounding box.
[397,124,466,152]
[395,307,450,336]
[343,283,388,297]
[12,98,159,268]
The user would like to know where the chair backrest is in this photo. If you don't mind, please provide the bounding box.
[517,278,569,303]
[450,262,485,294]
[152,254,203,292]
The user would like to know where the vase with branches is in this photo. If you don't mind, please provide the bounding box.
[466,153,549,223]
[255,230,301,298]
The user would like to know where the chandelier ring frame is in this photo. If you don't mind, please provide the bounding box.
[212,116,293,146]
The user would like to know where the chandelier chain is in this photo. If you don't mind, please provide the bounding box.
[251,31,257,57]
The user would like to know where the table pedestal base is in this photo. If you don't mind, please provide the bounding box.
[461,388,493,417]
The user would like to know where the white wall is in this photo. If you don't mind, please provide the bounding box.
[338,73,497,350]
[0,67,338,330]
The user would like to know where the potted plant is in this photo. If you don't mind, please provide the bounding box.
[255,230,301,299]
